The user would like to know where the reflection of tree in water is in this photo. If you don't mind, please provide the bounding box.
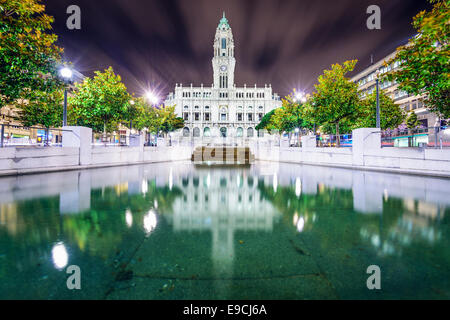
[62,181,183,258]
[257,180,449,258]
[257,180,355,232]
[0,197,62,277]
[0,181,183,264]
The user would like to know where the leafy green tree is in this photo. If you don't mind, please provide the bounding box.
[0,0,63,106]
[16,88,63,128]
[308,60,362,146]
[386,0,450,118]
[406,111,420,129]
[157,105,184,135]
[256,109,276,132]
[272,93,311,134]
[358,90,406,130]
[69,67,130,133]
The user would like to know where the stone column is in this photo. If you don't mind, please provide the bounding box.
[352,128,381,166]
[130,133,145,162]
[62,126,92,165]
[301,134,317,149]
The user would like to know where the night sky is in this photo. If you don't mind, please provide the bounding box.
[44,0,430,99]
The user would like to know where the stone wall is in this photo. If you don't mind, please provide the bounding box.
[254,128,450,177]
[0,126,192,176]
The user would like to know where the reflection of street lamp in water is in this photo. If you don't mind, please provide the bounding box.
[52,242,69,269]
[144,209,157,235]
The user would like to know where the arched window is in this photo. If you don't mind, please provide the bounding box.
[204,127,211,137]
[183,127,190,137]
[184,105,189,110]
[236,127,243,137]
[193,127,200,137]
[247,127,254,137]
[220,127,227,138]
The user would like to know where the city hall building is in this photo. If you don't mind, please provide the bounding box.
[164,13,282,138]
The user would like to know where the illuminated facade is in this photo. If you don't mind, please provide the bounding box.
[164,13,282,138]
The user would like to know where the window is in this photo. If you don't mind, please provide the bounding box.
[247,127,254,137]
[221,114,227,121]
[194,113,200,121]
[183,113,189,121]
[222,38,226,49]
[204,113,210,121]
[236,127,243,137]
[248,114,253,122]
[237,113,242,121]
[258,113,263,121]
[193,127,200,137]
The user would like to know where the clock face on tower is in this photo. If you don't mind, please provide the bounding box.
[220,65,227,72]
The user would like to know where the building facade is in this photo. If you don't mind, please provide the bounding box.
[351,52,440,129]
[164,13,282,138]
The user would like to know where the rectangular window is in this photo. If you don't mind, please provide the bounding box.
[222,38,226,49]
[195,113,200,121]
[183,113,189,121]
[221,114,227,121]
[238,113,242,121]
[259,113,263,121]
[205,113,210,121]
[248,114,253,122]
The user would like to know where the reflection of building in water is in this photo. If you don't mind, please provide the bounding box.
[166,169,280,275]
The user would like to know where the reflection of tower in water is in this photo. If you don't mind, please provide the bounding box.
[167,168,280,295]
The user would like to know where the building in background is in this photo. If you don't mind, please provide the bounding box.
[164,13,282,139]
[351,51,441,129]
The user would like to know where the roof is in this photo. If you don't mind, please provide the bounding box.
[218,12,230,30]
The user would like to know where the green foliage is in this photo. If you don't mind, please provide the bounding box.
[386,0,450,118]
[406,111,420,129]
[357,90,406,130]
[307,60,362,145]
[0,0,63,106]
[157,105,185,134]
[256,109,275,131]
[69,67,130,133]
[271,92,311,133]
[16,88,63,128]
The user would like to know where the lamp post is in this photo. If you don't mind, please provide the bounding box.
[145,91,159,145]
[60,67,73,127]
[129,100,135,130]
[375,69,381,129]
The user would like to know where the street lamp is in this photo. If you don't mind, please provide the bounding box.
[375,69,381,129]
[146,91,159,106]
[129,100,135,130]
[60,66,73,127]
[294,91,306,103]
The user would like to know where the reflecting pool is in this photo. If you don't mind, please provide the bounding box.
[0,161,449,299]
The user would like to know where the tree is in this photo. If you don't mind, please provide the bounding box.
[358,90,406,130]
[69,67,130,133]
[255,109,276,132]
[308,60,362,146]
[386,0,450,118]
[16,88,63,128]
[0,0,63,106]
[406,111,420,129]
[157,105,184,135]
[271,93,310,134]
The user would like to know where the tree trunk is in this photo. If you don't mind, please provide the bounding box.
[335,122,340,148]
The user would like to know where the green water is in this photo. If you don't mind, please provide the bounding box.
[0,161,449,299]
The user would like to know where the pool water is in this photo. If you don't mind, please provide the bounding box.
[0,161,449,299]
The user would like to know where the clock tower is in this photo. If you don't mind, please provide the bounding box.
[212,12,236,89]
